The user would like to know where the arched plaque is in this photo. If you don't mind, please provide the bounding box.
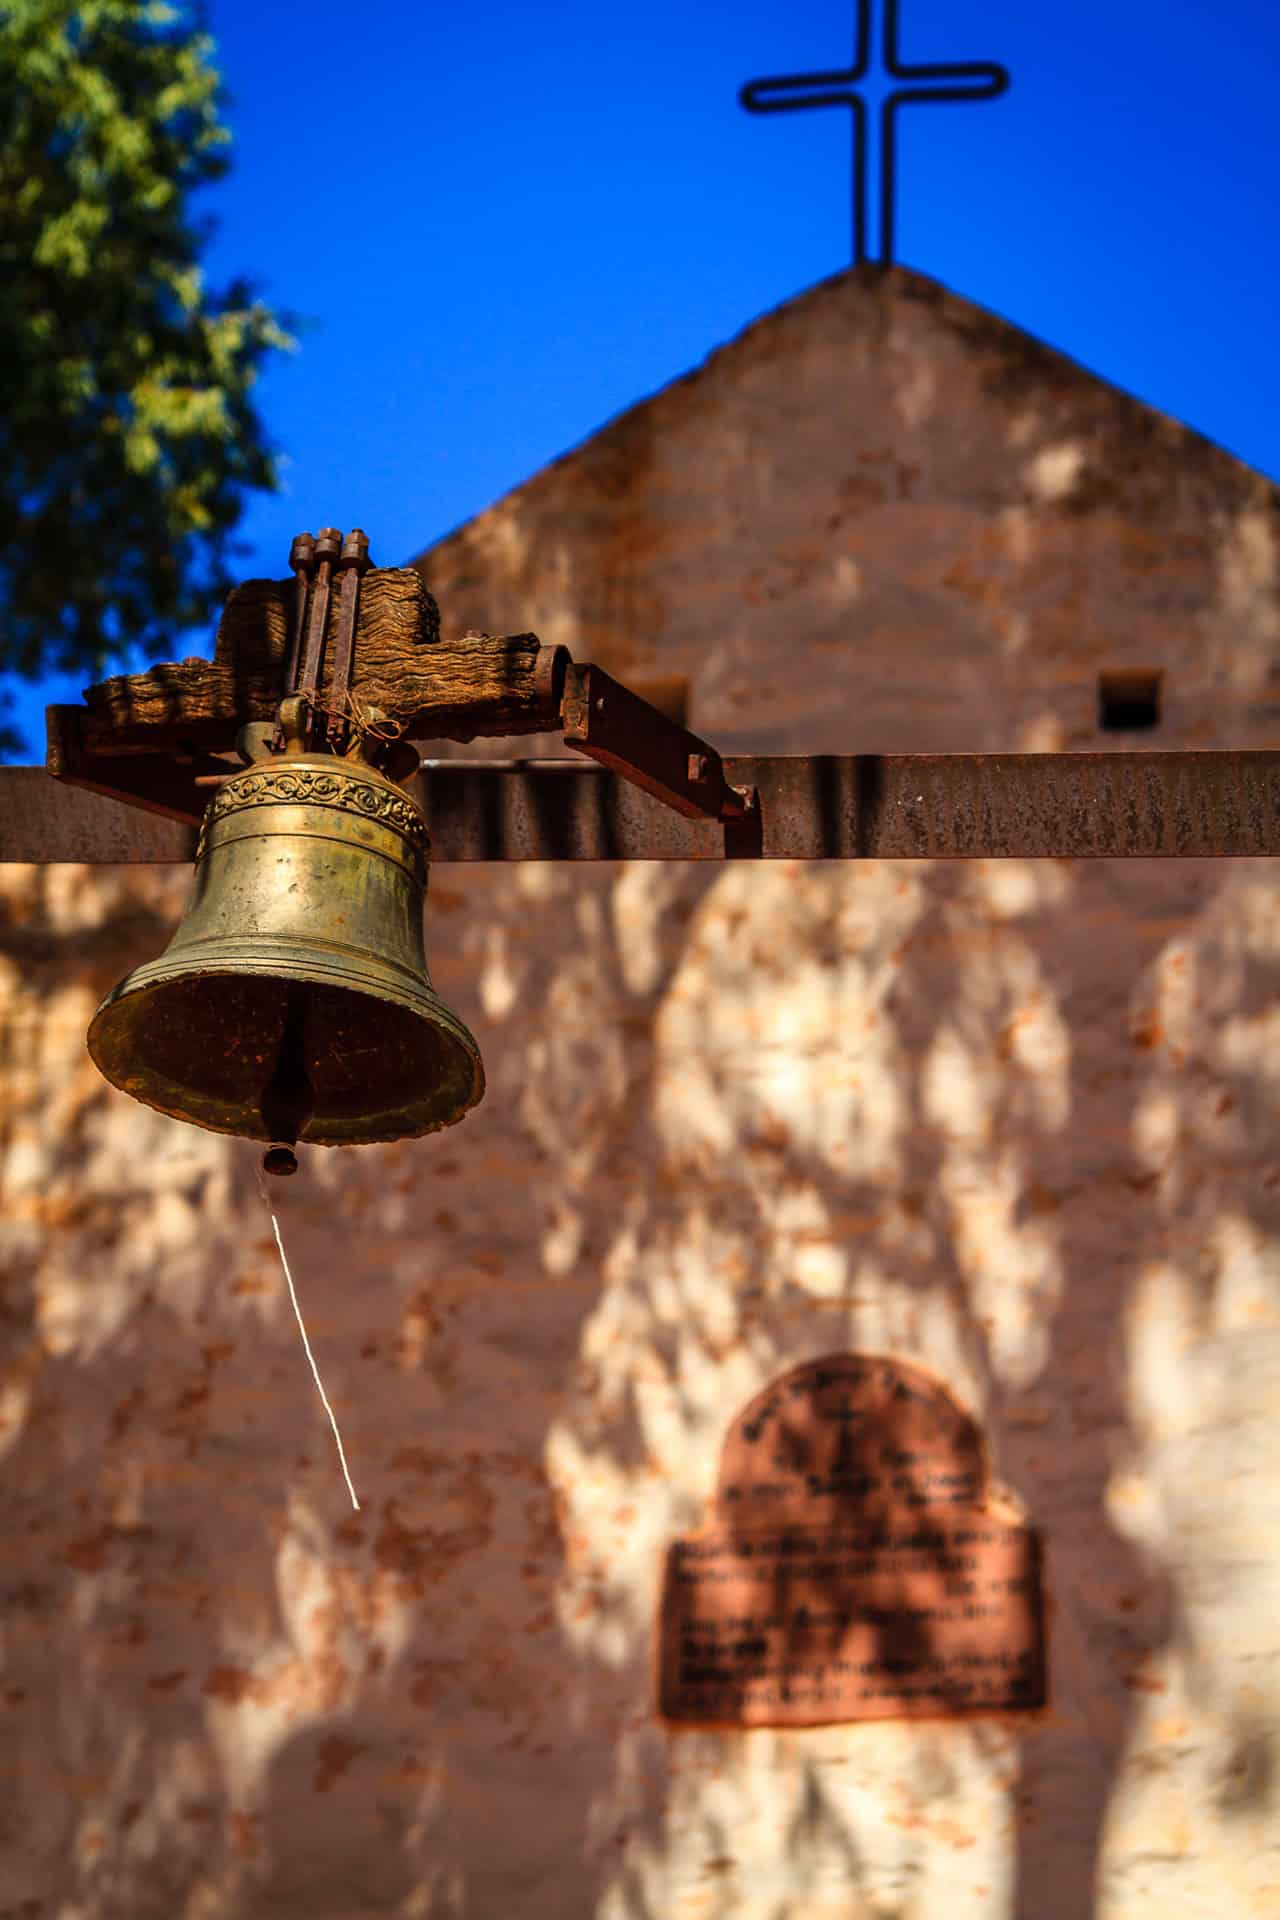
[658,1354,1044,1727]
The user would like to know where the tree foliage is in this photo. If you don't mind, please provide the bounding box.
[0,0,289,711]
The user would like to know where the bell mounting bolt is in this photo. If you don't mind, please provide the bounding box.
[281,532,316,700]
[328,530,373,753]
[297,525,342,726]
[273,526,375,757]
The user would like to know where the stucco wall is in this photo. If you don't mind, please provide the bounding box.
[1,267,1278,1918]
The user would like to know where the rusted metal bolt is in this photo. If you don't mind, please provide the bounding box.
[340,528,371,571]
[687,752,711,784]
[313,527,343,564]
[721,782,755,821]
[289,532,316,572]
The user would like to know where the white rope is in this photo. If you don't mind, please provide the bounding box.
[257,1174,360,1511]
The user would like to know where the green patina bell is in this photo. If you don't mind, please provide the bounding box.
[87,703,484,1153]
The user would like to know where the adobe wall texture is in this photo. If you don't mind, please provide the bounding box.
[1,267,1278,1919]
[416,264,1280,758]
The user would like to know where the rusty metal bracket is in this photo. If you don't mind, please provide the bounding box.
[297,526,341,741]
[326,529,373,753]
[271,531,315,754]
[282,533,315,696]
[560,662,760,855]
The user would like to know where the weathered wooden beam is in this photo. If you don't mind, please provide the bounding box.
[78,569,567,753]
[5,752,1280,865]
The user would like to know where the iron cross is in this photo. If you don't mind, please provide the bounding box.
[740,0,1009,265]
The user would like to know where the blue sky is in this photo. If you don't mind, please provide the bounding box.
[8,0,1279,755]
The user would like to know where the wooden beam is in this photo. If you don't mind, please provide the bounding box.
[78,572,567,752]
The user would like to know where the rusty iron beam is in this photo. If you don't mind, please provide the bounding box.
[4,751,1280,865]
[732,751,1280,861]
[0,767,197,862]
[413,759,727,861]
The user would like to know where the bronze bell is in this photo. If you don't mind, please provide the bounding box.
[87,701,484,1156]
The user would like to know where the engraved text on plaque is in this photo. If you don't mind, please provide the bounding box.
[658,1354,1044,1727]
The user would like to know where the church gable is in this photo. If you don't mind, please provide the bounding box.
[416,267,1279,756]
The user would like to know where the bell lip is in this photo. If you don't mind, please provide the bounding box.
[92,935,447,1010]
[87,958,486,1148]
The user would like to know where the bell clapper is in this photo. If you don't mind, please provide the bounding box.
[260,984,314,1153]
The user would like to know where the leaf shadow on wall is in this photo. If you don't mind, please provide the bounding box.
[1,850,1278,1916]
[535,853,1278,1919]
